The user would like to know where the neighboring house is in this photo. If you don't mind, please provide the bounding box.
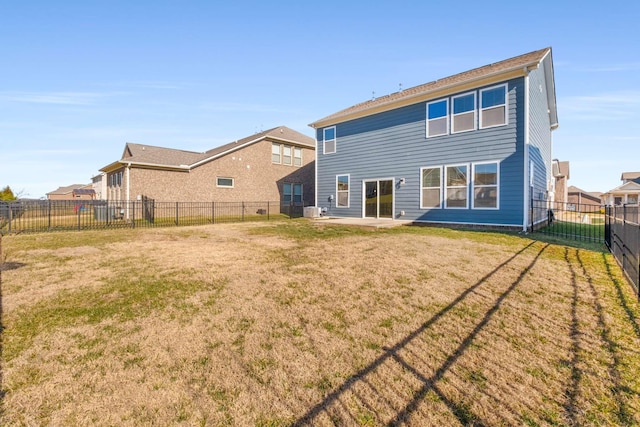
[310,47,558,230]
[47,184,96,200]
[91,173,107,200]
[99,126,315,206]
[601,172,640,205]
[567,185,601,207]
[552,159,570,204]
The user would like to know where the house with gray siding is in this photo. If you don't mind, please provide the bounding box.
[310,47,558,230]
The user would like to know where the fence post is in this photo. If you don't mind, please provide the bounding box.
[212,201,215,224]
[267,201,270,221]
[242,202,245,222]
[132,201,136,228]
[77,204,81,231]
[8,203,12,234]
[47,199,51,230]
[175,202,179,226]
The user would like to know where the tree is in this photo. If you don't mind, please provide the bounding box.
[0,186,17,201]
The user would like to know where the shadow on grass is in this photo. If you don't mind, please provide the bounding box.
[0,235,5,407]
[292,241,548,426]
[575,250,635,424]
[602,253,640,340]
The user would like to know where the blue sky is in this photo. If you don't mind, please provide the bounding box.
[1,1,639,198]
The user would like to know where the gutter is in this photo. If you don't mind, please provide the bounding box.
[523,67,531,232]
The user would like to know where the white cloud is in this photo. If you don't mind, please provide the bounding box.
[559,91,640,121]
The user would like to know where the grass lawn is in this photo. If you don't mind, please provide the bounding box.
[1,220,639,426]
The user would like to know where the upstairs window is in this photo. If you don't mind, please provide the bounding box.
[294,147,302,166]
[480,84,507,128]
[336,174,349,207]
[445,165,468,208]
[283,145,292,165]
[216,177,234,188]
[272,143,281,163]
[323,127,336,154]
[452,92,476,133]
[473,162,499,209]
[427,99,448,137]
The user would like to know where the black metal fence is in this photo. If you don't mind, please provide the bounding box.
[531,199,605,243]
[605,204,640,298]
[0,199,304,234]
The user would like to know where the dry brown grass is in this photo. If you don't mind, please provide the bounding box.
[1,221,639,426]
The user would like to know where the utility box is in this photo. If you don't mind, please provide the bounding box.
[303,207,322,218]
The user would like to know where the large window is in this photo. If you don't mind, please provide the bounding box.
[324,127,336,154]
[445,165,468,208]
[473,162,499,208]
[480,84,507,128]
[420,167,442,209]
[283,145,292,165]
[283,183,303,204]
[427,99,448,137]
[272,143,281,163]
[452,92,476,133]
[294,147,302,166]
[336,174,349,207]
[216,177,234,188]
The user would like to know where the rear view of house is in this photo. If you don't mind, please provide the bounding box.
[99,126,315,207]
[310,48,558,230]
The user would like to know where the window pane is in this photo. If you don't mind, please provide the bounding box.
[474,163,497,185]
[474,188,497,208]
[446,188,467,207]
[324,127,335,140]
[481,106,506,127]
[337,175,349,191]
[422,188,440,208]
[447,166,467,186]
[324,139,336,154]
[453,112,474,132]
[428,100,447,119]
[453,94,474,114]
[217,177,233,187]
[294,147,302,166]
[428,117,447,136]
[337,192,348,207]
[481,87,505,108]
[422,168,440,187]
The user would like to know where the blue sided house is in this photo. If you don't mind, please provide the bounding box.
[309,47,558,230]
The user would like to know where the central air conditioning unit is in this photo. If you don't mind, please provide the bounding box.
[303,207,322,218]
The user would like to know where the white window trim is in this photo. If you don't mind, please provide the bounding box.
[216,177,234,188]
[419,166,443,209]
[293,147,302,166]
[445,163,469,209]
[336,174,350,208]
[479,83,508,129]
[451,91,477,134]
[323,126,336,155]
[283,145,292,165]
[471,161,500,210]
[272,143,281,164]
[426,98,449,138]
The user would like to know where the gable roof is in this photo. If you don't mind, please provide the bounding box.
[100,126,315,173]
[621,172,640,182]
[310,47,557,129]
[47,184,92,196]
[604,180,640,195]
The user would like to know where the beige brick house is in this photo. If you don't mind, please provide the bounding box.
[47,184,96,200]
[99,126,315,205]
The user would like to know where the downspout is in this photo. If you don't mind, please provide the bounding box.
[126,163,131,220]
[523,68,531,232]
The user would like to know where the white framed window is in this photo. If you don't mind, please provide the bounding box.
[472,162,499,209]
[452,92,476,133]
[323,126,336,154]
[293,147,302,166]
[427,99,448,137]
[445,164,468,209]
[216,177,234,188]
[420,166,442,209]
[480,84,507,129]
[283,145,292,165]
[336,174,349,208]
[272,143,281,164]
